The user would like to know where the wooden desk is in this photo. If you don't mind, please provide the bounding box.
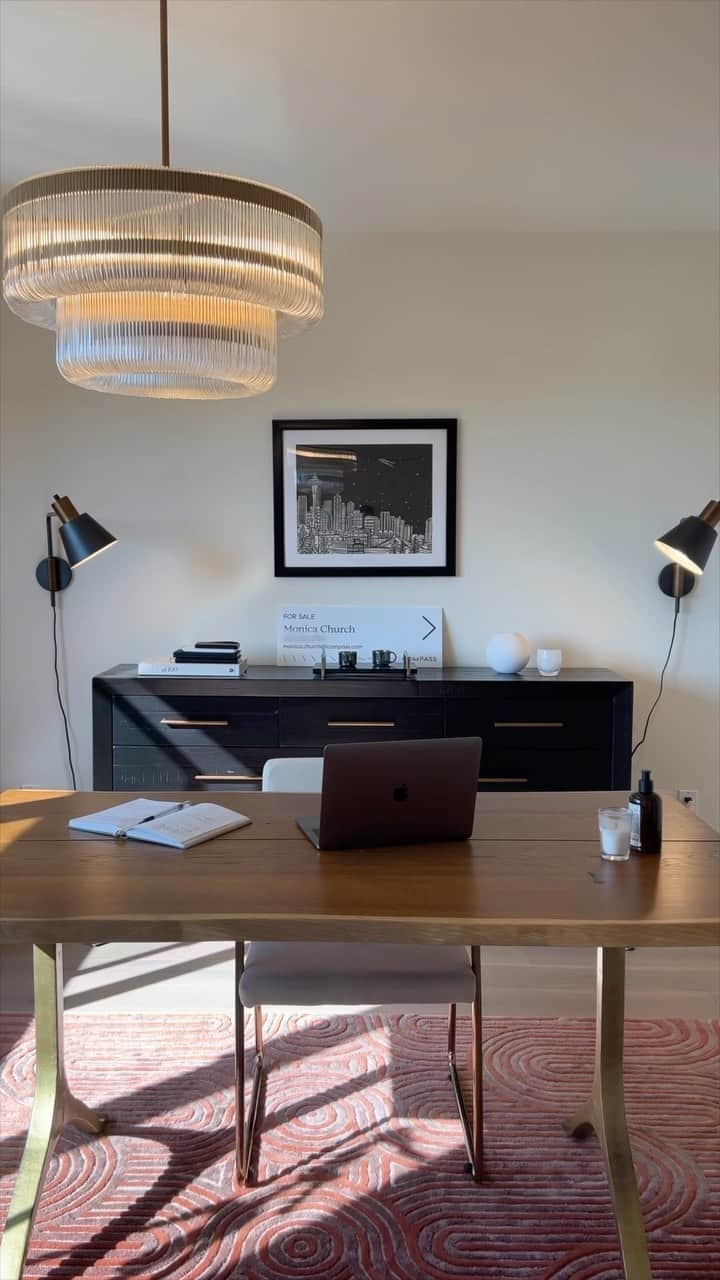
[1,789,718,1280]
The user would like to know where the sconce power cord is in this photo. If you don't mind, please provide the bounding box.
[631,596,681,758]
[51,600,77,789]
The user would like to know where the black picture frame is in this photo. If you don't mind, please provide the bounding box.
[273,419,457,577]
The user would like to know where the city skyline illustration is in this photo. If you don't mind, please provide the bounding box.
[295,444,433,556]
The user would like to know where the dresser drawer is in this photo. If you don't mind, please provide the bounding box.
[280,698,443,747]
[113,695,278,749]
[113,746,270,790]
[447,695,611,749]
[476,747,609,790]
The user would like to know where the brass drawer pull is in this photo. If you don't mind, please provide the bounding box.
[493,721,563,729]
[162,718,230,728]
[478,776,529,783]
[194,773,261,782]
[327,720,396,728]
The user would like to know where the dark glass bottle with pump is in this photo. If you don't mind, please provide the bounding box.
[629,770,663,853]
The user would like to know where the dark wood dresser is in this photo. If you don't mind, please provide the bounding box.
[92,666,633,793]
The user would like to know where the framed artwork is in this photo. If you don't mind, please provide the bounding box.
[272,419,457,577]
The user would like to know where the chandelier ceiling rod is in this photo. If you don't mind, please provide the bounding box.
[160,0,170,167]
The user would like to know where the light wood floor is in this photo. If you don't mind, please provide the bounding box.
[1,942,718,1020]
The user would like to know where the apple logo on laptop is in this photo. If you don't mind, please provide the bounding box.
[393,783,409,802]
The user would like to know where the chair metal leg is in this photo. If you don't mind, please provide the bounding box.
[447,1001,457,1056]
[234,941,265,1185]
[234,941,245,1182]
[563,947,652,1280]
[243,1006,264,1180]
[0,945,106,1280]
[448,1002,473,1168]
[447,946,483,1180]
[470,945,483,1180]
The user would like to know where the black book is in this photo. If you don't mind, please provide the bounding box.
[195,641,241,649]
[173,647,241,663]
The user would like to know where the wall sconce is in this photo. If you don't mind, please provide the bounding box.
[36,494,117,603]
[36,493,117,788]
[634,498,719,757]
[656,499,720,598]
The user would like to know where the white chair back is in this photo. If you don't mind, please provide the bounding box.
[262,756,324,794]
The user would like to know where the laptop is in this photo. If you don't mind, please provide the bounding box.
[296,737,482,851]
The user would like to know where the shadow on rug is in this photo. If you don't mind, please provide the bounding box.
[1,1013,718,1279]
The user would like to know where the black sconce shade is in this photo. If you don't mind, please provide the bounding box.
[58,511,117,567]
[655,500,720,576]
[51,494,116,567]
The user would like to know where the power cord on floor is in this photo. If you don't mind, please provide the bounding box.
[52,600,77,789]
[631,596,681,759]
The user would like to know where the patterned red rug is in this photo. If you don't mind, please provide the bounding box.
[1,1014,718,1279]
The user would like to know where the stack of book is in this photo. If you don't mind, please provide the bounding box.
[138,642,247,678]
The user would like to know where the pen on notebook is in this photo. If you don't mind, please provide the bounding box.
[115,802,192,838]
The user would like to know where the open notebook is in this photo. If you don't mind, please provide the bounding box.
[68,798,251,849]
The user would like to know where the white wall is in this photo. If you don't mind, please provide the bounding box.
[2,233,718,824]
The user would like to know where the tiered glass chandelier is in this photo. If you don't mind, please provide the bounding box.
[2,1,323,399]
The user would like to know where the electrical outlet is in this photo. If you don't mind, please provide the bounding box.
[677,789,699,813]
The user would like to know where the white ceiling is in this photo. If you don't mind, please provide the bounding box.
[1,0,718,233]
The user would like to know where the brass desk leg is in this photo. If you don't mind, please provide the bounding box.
[564,946,652,1280]
[0,944,106,1280]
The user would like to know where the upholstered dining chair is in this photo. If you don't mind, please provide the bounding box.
[234,756,482,1185]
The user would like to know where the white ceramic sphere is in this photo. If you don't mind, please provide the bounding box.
[486,632,531,674]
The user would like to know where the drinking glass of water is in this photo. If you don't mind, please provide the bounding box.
[598,807,632,861]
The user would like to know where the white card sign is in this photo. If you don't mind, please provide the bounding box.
[277,606,443,667]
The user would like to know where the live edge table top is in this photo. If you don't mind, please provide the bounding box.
[1,790,718,948]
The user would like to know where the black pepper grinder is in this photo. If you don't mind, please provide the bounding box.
[629,769,663,854]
